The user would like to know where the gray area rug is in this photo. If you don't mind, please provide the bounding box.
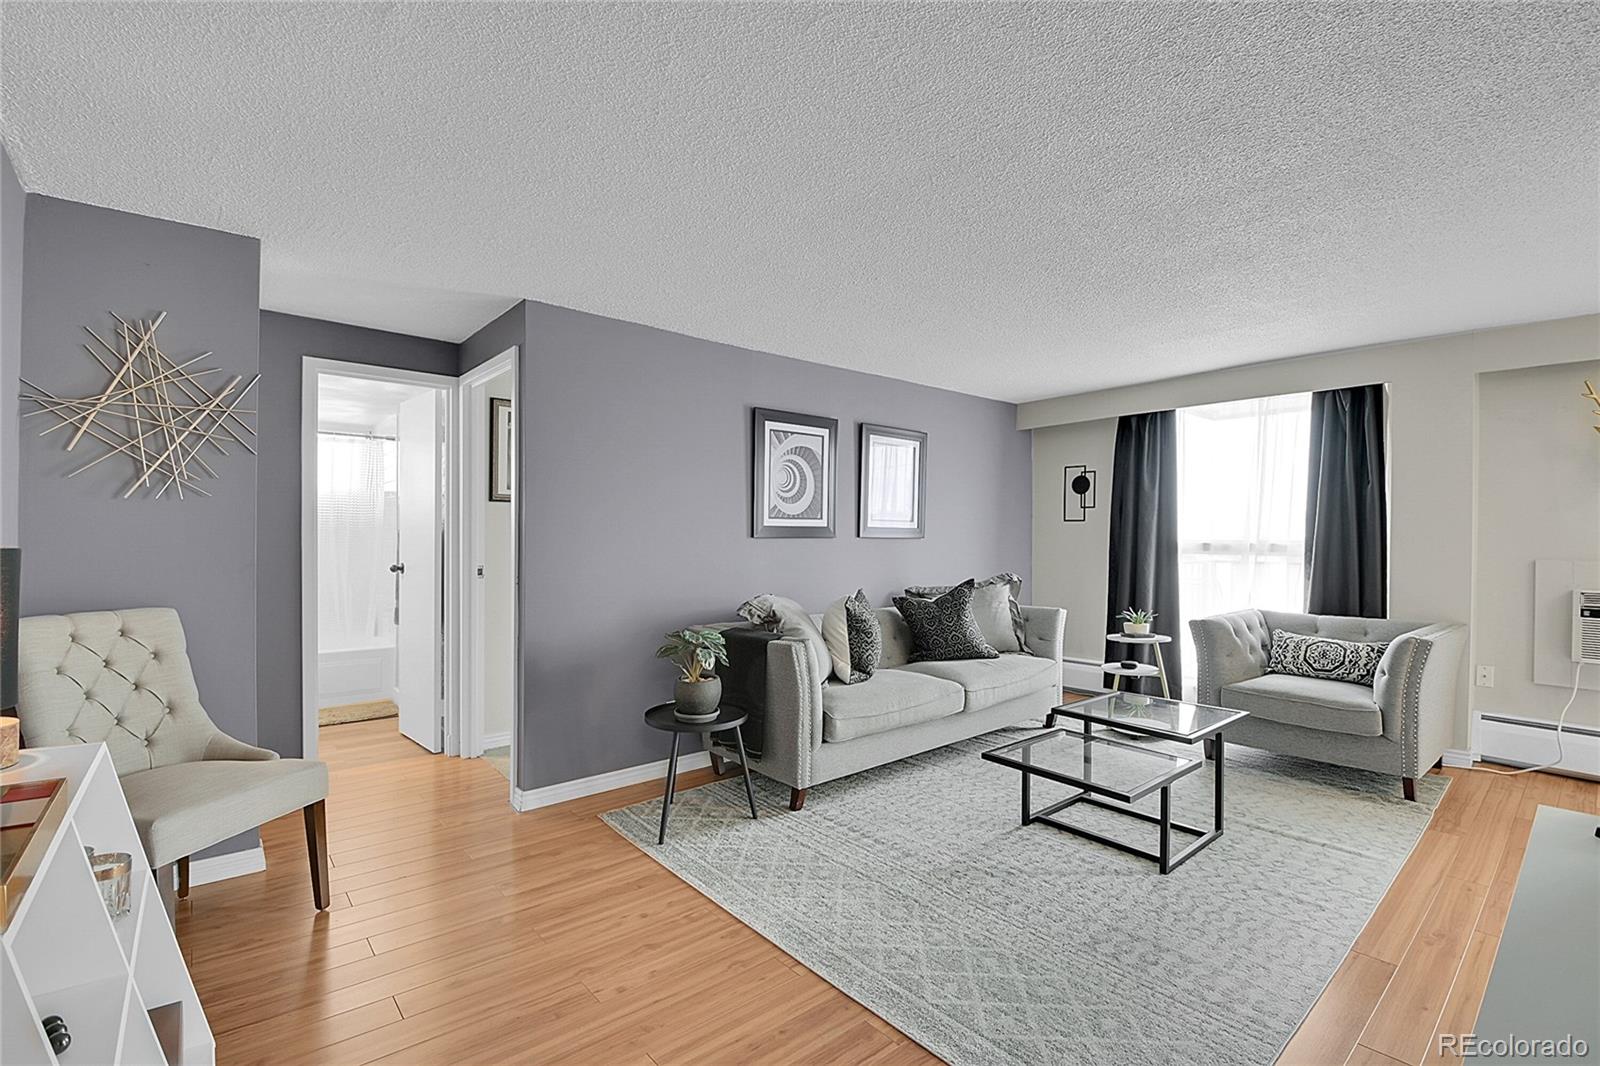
[603,726,1446,1066]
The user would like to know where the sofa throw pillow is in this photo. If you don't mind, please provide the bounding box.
[892,580,999,662]
[737,594,831,682]
[904,572,1026,653]
[821,590,882,684]
[1267,629,1388,687]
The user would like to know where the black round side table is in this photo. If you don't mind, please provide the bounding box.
[643,704,759,844]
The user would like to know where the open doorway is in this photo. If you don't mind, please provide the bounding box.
[304,365,452,758]
[458,349,519,785]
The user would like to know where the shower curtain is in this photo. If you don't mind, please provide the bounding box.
[317,433,399,651]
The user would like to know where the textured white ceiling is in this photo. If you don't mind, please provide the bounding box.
[3,3,1595,402]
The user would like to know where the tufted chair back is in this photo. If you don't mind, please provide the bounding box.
[17,608,221,776]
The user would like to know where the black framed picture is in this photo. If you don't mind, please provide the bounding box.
[751,407,837,538]
[859,423,927,538]
[489,397,512,502]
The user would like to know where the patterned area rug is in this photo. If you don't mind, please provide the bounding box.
[602,725,1446,1066]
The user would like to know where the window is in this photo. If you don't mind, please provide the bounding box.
[1176,393,1311,693]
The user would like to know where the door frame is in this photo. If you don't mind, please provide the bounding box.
[300,358,462,763]
[455,348,521,796]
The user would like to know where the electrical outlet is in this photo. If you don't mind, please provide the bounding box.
[1475,665,1495,688]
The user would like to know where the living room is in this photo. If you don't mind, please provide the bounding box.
[1,4,1596,1066]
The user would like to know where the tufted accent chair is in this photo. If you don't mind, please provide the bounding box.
[16,608,331,908]
[1190,609,1467,800]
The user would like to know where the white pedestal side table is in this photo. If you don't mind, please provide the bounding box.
[1103,632,1173,698]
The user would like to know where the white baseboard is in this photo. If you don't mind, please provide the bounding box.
[1475,713,1600,780]
[1061,658,1103,690]
[480,731,511,749]
[189,846,267,887]
[512,750,712,812]
[1440,748,1479,768]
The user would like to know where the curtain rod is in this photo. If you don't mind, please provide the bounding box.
[318,429,397,441]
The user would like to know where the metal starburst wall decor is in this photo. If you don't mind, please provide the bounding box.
[20,312,259,499]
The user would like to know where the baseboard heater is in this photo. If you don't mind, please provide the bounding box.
[1476,713,1600,781]
[1061,657,1105,691]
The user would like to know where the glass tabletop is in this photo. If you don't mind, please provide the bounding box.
[981,730,1201,803]
[1055,692,1247,742]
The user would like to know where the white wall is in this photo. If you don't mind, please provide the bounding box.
[482,371,515,742]
[1032,418,1117,662]
[1020,314,1600,749]
[1473,360,1600,730]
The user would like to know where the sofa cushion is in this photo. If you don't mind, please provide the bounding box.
[876,608,915,668]
[1221,674,1382,737]
[822,669,964,742]
[897,653,1058,713]
[1267,628,1387,686]
[891,580,999,662]
[120,758,330,868]
[904,573,1026,653]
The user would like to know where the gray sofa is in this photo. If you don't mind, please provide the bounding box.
[1190,609,1467,799]
[710,604,1065,809]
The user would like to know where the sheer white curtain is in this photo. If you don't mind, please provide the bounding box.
[866,437,920,528]
[1176,393,1312,693]
[317,434,398,652]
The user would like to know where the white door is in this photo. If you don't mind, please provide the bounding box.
[396,390,442,752]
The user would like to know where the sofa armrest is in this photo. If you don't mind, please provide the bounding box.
[753,637,825,790]
[1019,605,1065,691]
[1373,622,1467,774]
[203,732,279,762]
[1188,610,1269,705]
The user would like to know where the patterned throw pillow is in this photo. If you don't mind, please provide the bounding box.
[892,580,999,662]
[1267,629,1388,686]
[822,590,882,684]
[904,572,1026,653]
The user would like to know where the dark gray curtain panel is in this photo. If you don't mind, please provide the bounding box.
[1305,384,1389,617]
[1105,410,1181,695]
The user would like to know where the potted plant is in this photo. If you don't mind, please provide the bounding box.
[656,627,729,722]
[1119,607,1156,636]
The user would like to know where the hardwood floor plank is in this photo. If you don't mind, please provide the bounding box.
[1421,930,1501,1065]
[1278,951,1396,1066]
[1350,828,1461,964]
[1356,877,1487,1064]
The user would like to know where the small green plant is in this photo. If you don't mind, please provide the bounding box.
[1119,607,1157,625]
[655,627,729,683]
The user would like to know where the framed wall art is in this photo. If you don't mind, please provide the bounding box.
[751,407,836,538]
[859,423,926,538]
[489,396,513,502]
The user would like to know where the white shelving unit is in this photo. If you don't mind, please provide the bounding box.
[2,744,214,1066]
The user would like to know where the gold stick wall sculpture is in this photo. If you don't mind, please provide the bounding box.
[19,313,259,500]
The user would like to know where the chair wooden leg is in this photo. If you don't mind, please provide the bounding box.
[303,800,330,909]
[176,856,190,900]
[1402,777,1417,802]
[788,787,807,812]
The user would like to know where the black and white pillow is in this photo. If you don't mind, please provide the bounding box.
[904,572,1026,653]
[1267,629,1388,686]
[822,589,882,684]
[892,580,999,662]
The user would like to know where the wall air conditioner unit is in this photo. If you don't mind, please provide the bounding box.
[1575,590,1600,665]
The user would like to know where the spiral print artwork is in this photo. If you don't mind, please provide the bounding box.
[767,429,826,521]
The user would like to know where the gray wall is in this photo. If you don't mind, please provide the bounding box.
[515,300,1032,788]
[256,311,459,756]
[459,301,525,375]
[20,197,261,855]
[1,145,23,545]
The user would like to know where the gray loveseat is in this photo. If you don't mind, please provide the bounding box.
[710,604,1065,809]
[1190,609,1467,799]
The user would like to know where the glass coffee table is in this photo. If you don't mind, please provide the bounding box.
[982,691,1248,873]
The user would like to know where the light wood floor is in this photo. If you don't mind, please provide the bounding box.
[175,720,1597,1066]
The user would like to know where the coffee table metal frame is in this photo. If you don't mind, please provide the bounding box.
[983,729,1206,874]
[1033,688,1250,873]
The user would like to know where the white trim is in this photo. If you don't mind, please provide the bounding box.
[480,731,511,749]
[455,348,520,801]
[1441,748,1479,768]
[188,846,267,887]
[511,751,713,812]
[300,357,460,763]
[1061,657,1103,690]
